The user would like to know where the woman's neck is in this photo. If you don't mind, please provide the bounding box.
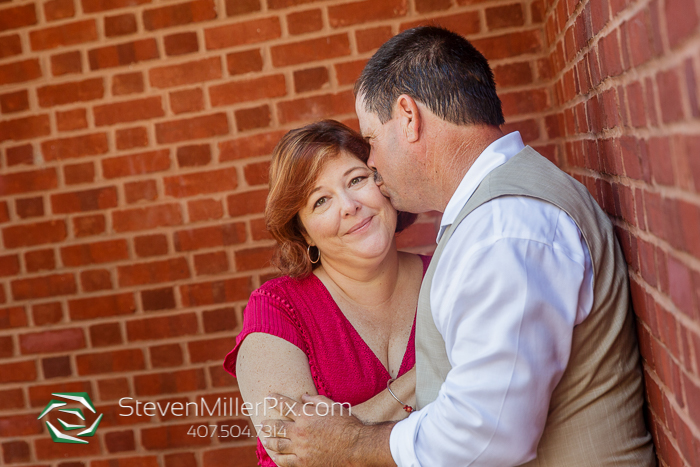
[314,245,401,309]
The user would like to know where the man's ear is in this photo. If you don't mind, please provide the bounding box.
[395,94,420,143]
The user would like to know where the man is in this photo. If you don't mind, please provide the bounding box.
[262,26,655,466]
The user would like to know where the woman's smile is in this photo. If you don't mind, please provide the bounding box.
[345,216,374,235]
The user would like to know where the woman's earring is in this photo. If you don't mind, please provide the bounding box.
[307,244,321,264]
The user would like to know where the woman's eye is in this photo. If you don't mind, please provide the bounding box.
[350,176,365,186]
[314,197,327,208]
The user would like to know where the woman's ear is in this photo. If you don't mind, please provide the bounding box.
[395,94,421,143]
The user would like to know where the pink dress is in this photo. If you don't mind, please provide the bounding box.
[224,255,430,466]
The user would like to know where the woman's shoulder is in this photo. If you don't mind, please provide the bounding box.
[250,273,321,305]
[398,252,432,275]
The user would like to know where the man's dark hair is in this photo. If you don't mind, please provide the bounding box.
[355,26,505,126]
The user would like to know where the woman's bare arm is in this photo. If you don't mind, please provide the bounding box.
[351,366,415,423]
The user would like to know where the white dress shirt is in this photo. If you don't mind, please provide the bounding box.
[390,132,595,466]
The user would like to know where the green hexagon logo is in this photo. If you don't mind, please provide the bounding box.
[37,392,103,444]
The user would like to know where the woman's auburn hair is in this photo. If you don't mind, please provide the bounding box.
[265,120,417,278]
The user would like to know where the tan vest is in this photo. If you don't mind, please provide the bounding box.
[415,146,655,466]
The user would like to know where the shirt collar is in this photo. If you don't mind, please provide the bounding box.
[437,131,526,242]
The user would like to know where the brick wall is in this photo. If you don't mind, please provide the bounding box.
[0,0,697,465]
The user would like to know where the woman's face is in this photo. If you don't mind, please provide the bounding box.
[298,150,398,266]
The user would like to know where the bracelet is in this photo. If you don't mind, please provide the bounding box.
[387,378,415,413]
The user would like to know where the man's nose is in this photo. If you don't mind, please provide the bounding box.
[367,152,377,171]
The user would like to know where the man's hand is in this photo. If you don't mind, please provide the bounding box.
[261,393,396,467]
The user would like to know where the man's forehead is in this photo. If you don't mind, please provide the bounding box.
[354,95,377,136]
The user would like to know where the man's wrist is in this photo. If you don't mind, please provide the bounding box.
[349,421,397,467]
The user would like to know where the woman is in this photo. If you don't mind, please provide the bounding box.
[224,120,429,466]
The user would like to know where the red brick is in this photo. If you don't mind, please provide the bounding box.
[82,0,150,13]
[277,90,354,124]
[219,131,285,162]
[471,30,541,60]
[155,113,229,144]
[235,246,274,271]
[210,363,236,387]
[486,3,524,29]
[118,257,190,287]
[0,34,22,60]
[177,144,210,167]
[0,4,37,32]
[94,96,163,126]
[76,348,144,375]
[174,222,246,251]
[149,57,220,89]
[112,71,144,95]
[226,48,263,75]
[98,377,129,400]
[599,32,623,78]
[116,126,148,150]
[68,292,135,320]
[647,137,675,185]
[202,306,237,333]
[0,115,50,143]
[272,34,349,67]
[328,0,407,27]
[90,322,122,346]
[32,302,62,325]
[42,355,72,378]
[11,273,76,300]
[125,180,158,204]
[30,19,97,51]
[143,0,216,30]
[665,0,698,48]
[51,50,81,76]
[150,343,183,368]
[28,380,91,408]
[88,38,159,70]
[210,74,285,107]
[294,67,329,93]
[113,204,183,232]
[57,108,88,132]
[2,440,29,463]
[244,161,269,186]
[51,186,118,214]
[104,430,136,453]
[42,133,108,161]
[657,69,684,123]
[335,59,367,85]
[3,220,66,248]
[189,336,234,362]
[415,0,451,12]
[45,0,75,21]
[205,16,281,50]
[225,0,259,16]
[0,388,25,410]
[15,197,44,218]
[494,62,533,88]
[19,328,84,354]
[126,312,197,341]
[164,31,198,56]
[81,268,112,291]
[0,89,28,113]
[141,287,176,311]
[134,234,168,257]
[180,277,250,307]
[102,149,170,178]
[404,13,484,38]
[61,239,128,266]
[287,8,322,35]
[188,198,223,222]
[667,255,696,319]
[356,26,393,53]
[227,189,267,217]
[105,13,137,37]
[0,59,41,85]
[6,143,34,166]
[501,88,548,116]
[202,446,258,466]
[63,162,94,186]
[170,88,204,114]
[73,214,106,237]
[26,249,55,272]
[138,375,208,405]
[195,251,229,275]
[235,105,271,131]
[0,306,26,329]
[92,456,158,467]
[0,361,36,383]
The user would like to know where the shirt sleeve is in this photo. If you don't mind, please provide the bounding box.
[223,289,307,378]
[390,197,593,467]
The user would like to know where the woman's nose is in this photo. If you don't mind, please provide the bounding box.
[341,196,361,216]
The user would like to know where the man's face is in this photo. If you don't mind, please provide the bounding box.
[355,95,422,213]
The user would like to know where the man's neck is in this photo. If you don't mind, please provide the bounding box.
[428,124,504,213]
